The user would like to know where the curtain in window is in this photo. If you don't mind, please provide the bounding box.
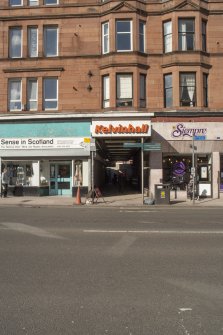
[181,74,195,106]
[10,29,22,57]
[117,75,132,99]
[28,28,38,57]
[186,74,195,106]
[10,81,21,110]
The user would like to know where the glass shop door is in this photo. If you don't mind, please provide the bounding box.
[50,163,72,196]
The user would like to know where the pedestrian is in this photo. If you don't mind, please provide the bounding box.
[1,168,9,198]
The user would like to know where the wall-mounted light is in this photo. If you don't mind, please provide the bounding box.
[87,84,92,92]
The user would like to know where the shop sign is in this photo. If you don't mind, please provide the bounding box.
[171,123,207,139]
[0,137,91,150]
[91,120,151,137]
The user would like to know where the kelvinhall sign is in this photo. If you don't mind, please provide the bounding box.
[171,123,207,138]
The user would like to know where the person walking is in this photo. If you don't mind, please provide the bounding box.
[1,168,9,198]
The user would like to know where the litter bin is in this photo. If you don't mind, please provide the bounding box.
[155,184,170,205]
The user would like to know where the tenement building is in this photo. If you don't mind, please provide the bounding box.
[0,0,223,199]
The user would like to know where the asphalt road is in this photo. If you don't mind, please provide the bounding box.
[0,206,223,335]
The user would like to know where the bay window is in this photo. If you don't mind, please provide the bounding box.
[180,73,196,107]
[116,74,133,107]
[178,19,195,51]
[102,75,110,108]
[102,22,109,54]
[140,74,146,107]
[202,20,207,52]
[139,21,146,53]
[116,20,132,52]
[164,74,173,108]
[163,21,172,53]
[203,74,208,107]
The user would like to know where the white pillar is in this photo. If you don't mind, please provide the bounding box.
[212,152,220,198]
[149,151,163,199]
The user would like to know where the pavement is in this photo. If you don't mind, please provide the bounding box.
[0,191,223,208]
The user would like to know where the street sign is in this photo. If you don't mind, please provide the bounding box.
[123,143,143,148]
[123,142,161,151]
[194,135,206,141]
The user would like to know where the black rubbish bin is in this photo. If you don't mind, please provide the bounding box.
[155,184,170,205]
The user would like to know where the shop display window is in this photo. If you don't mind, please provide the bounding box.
[220,156,223,191]
[74,161,82,186]
[163,155,192,190]
[3,162,34,186]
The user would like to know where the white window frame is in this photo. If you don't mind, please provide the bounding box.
[28,27,38,58]
[43,78,58,110]
[43,26,58,57]
[10,0,23,6]
[9,27,22,58]
[27,78,38,111]
[139,21,146,53]
[102,22,109,54]
[163,21,172,53]
[116,20,133,52]
[8,79,22,112]
[102,75,110,108]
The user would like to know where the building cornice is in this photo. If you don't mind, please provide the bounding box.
[0,112,154,122]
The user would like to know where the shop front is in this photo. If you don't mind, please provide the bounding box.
[150,121,223,199]
[0,119,91,196]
